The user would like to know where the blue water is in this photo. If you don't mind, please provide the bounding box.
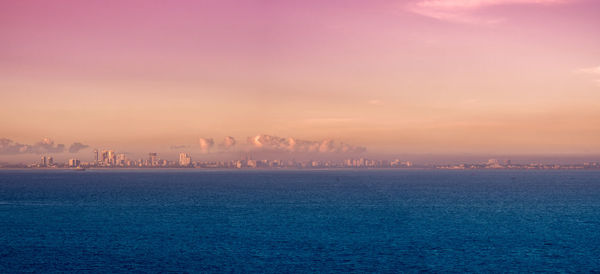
[1,170,599,272]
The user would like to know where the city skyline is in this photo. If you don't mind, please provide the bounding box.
[7,148,600,170]
[2,0,600,158]
[3,143,600,167]
[2,134,600,165]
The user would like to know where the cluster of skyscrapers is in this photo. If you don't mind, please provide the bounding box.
[36,155,54,167]
[30,149,414,169]
[85,150,193,168]
[17,150,600,170]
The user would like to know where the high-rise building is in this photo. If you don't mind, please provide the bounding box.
[93,149,99,164]
[179,153,192,167]
[101,150,109,165]
[107,150,116,166]
[117,154,127,166]
[68,158,80,167]
[101,150,116,166]
[149,153,159,166]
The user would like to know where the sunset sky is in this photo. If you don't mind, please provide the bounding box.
[1,0,600,161]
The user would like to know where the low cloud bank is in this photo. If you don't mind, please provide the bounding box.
[170,145,189,150]
[0,138,89,155]
[172,135,365,155]
[219,136,236,150]
[198,137,215,153]
[68,142,89,153]
[247,134,366,153]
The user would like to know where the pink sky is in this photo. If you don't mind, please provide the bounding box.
[1,0,600,160]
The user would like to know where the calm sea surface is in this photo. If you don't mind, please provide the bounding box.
[1,169,599,272]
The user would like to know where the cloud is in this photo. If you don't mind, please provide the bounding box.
[32,138,65,153]
[368,99,383,106]
[170,145,189,150]
[198,137,214,153]
[172,137,236,152]
[302,118,358,124]
[0,138,31,155]
[576,65,600,87]
[68,142,90,153]
[34,138,65,153]
[246,134,366,154]
[576,66,600,75]
[0,137,75,154]
[219,136,236,150]
[407,0,570,24]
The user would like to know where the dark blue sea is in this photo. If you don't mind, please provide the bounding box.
[1,169,599,272]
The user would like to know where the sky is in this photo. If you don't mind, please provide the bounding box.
[1,0,600,162]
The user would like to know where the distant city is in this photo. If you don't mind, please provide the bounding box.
[1,149,599,170]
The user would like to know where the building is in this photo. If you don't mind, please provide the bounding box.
[39,156,54,167]
[179,153,192,167]
[68,158,81,167]
[149,153,159,166]
[107,150,116,166]
[486,159,503,169]
[117,154,127,166]
[100,150,115,166]
[93,149,99,165]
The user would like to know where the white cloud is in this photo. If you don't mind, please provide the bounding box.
[170,145,189,150]
[219,136,236,150]
[368,99,383,106]
[576,66,600,75]
[576,65,600,87]
[407,0,570,24]
[198,137,214,153]
[302,118,356,124]
[246,134,366,154]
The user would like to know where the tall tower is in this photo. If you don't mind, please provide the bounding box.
[107,150,116,166]
[179,153,192,167]
[149,153,159,167]
[93,149,99,164]
[101,150,109,165]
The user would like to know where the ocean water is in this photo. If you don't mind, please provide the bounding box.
[0,169,599,272]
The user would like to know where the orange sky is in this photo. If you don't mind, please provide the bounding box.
[1,0,600,160]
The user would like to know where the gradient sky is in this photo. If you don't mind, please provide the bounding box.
[1,0,600,160]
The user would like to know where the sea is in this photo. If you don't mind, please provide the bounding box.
[0,169,599,272]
